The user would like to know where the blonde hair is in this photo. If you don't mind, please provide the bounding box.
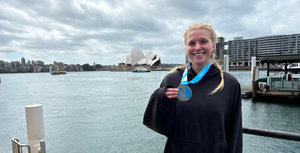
[171,23,224,94]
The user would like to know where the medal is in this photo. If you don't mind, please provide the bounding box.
[177,85,192,101]
[177,63,210,102]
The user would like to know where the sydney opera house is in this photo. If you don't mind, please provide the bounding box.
[117,47,161,70]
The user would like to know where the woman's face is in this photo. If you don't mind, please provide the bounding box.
[186,29,215,69]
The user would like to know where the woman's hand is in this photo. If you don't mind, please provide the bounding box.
[165,88,179,99]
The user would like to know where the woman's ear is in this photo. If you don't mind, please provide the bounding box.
[212,44,215,51]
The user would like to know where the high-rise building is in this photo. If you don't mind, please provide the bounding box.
[185,54,190,64]
[226,34,300,61]
[21,57,25,65]
[227,37,257,61]
[215,37,227,60]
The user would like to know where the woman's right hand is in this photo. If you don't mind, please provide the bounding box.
[165,88,179,99]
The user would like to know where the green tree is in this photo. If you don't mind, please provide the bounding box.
[224,49,228,55]
[83,63,95,71]
[218,60,223,65]
[95,64,103,69]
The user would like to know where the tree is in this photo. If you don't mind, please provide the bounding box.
[95,64,103,69]
[218,60,223,65]
[224,49,228,55]
[83,63,95,71]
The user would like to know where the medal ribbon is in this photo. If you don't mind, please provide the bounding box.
[180,62,210,86]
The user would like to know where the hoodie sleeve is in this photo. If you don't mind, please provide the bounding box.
[143,76,177,138]
[226,81,243,153]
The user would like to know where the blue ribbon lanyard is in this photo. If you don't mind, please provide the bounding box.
[180,63,210,86]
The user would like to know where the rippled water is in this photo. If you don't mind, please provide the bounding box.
[0,71,299,153]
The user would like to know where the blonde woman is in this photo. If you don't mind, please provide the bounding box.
[143,23,242,153]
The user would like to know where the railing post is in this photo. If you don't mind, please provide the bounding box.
[223,55,229,72]
[40,140,46,153]
[11,138,19,153]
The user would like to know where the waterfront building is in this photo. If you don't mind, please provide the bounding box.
[227,37,257,61]
[226,34,300,62]
[12,61,20,67]
[3,62,13,71]
[118,47,161,71]
[215,37,227,60]
[21,57,25,65]
[0,58,84,73]
[33,66,43,72]
[120,47,161,67]
[35,60,44,66]
[53,61,64,68]
[185,54,190,64]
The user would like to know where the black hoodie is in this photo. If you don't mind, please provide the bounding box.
[143,64,242,153]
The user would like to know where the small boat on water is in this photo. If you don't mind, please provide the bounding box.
[51,70,67,75]
[132,67,150,73]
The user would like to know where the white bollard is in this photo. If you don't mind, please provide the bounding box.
[25,104,45,153]
[223,55,229,72]
[251,57,259,82]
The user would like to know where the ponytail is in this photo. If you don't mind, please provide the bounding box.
[209,54,224,94]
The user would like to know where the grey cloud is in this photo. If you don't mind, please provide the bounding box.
[0,0,299,65]
[0,50,17,53]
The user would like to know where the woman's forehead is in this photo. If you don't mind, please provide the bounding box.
[187,30,211,40]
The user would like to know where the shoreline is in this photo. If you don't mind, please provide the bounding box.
[0,67,271,74]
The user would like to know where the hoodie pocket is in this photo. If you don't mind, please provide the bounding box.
[170,139,226,153]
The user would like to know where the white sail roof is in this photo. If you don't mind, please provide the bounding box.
[149,57,161,66]
[131,47,145,66]
[121,47,161,66]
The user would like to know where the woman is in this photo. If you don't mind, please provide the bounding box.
[143,23,242,153]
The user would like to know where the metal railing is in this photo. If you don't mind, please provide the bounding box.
[11,138,31,153]
[243,127,300,142]
[11,138,46,153]
[11,127,300,152]
[273,81,300,91]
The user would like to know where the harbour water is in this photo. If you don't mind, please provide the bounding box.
[0,70,300,153]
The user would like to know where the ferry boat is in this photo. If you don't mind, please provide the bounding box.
[51,70,67,75]
[132,67,150,73]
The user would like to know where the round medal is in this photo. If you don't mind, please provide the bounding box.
[177,85,192,101]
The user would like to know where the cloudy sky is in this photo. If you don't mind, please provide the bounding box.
[1,0,300,65]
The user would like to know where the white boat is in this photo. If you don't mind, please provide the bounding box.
[274,64,300,79]
[132,67,150,73]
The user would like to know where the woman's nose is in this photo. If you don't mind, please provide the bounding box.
[195,43,201,50]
